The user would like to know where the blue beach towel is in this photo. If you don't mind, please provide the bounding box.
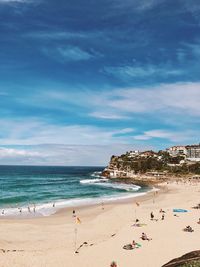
[173,209,188,213]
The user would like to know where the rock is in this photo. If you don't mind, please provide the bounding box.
[162,250,200,267]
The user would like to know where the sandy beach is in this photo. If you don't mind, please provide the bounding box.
[0,181,200,267]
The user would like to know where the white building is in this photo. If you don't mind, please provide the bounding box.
[167,146,187,157]
[186,145,200,161]
[167,144,200,161]
[127,150,139,158]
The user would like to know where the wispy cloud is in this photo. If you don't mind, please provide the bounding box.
[133,129,199,143]
[17,82,200,122]
[0,119,141,165]
[89,111,129,120]
[0,0,27,2]
[0,118,135,145]
[111,0,166,12]
[104,64,184,80]
[91,82,200,117]
[0,143,151,166]
[42,46,101,62]
[0,0,34,4]
[24,30,102,41]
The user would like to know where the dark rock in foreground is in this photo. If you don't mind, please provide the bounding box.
[162,250,200,267]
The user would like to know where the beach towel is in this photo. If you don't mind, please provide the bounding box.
[123,244,133,250]
[173,209,188,213]
[132,223,147,227]
[123,243,141,250]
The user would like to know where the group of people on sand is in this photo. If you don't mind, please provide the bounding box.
[21,204,36,214]
[0,202,58,216]
[183,225,194,232]
[1,204,36,216]
[123,232,152,251]
[150,209,166,221]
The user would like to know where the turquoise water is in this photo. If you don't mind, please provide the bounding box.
[0,166,149,217]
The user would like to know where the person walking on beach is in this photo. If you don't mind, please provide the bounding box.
[72,209,76,217]
[150,212,154,220]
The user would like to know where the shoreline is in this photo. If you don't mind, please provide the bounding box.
[0,181,167,223]
[1,180,200,267]
[0,182,156,220]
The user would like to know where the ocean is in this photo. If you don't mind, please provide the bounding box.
[0,165,149,217]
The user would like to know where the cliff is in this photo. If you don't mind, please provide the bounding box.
[102,150,200,180]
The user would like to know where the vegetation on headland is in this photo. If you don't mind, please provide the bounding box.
[103,150,200,180]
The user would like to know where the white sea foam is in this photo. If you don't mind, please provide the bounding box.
[0,172,148,218]
[80,178,141,192]
[80,178,108,184]
[0,189,147,218]
[90,171,102,178]
[93,182,141,191]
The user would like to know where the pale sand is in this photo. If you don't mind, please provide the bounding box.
[0,182,200,267]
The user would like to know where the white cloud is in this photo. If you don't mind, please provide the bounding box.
[89,111,129,120]
[112,0,166,12]
[104,65,184,80]
[0,147,39,157]
[0,144,151,166]
[94,82,200,116]
[134,129,199,143]
[42,46,101,62]
[133,135,151,141]
[20,82,200,122]
[0,0,26,2]
[0,119,141,165]
[56,47,93,61]
[24,31,102,40]
[0,119,135,145]
[0,0,31,3]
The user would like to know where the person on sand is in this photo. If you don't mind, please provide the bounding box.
[150,212,154,220]
[160,209,166,213]
[18,207,22,214]
[184,226,194,232]
[132,240,137,248]
[197,218,200,224]
[110,261,117,267]
[72,209,76,217]
[141,232,152,241]
[161,214,165,220]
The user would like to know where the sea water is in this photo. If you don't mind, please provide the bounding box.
[0,165,149,217]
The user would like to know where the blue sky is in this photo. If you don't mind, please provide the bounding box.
[0,0,200,165]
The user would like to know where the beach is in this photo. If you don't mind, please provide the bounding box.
[0,181,200,267]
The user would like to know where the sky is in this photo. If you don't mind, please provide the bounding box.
[0,0,200,165]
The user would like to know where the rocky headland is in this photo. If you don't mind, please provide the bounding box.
[102,149,200,185]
